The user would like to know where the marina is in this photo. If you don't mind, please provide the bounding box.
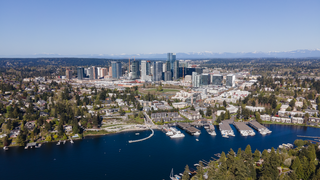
[219,122,235,138]
[177,123,201,136]
[233,122,255,136]
[248,121,272,135]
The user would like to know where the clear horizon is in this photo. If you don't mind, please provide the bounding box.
[0,0,319,56]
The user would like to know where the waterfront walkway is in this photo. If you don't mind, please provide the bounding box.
[128,127,154,143]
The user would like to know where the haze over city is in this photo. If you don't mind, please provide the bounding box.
[0,0,319,57]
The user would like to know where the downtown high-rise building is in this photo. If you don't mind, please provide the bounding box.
[167,52,176,71]
[111,61,122,79]
[164,71,172,81]
[226,74,235,87]
[131,61,140,80]
[89,66,98,80]
[101,68,108,78]
[173,60,179,80]
[141,60,151,80]
[211,74,223,86]
[66,69,72,79]
[77,67,84,80]
[151,61,163,81]
[192,72,201,88]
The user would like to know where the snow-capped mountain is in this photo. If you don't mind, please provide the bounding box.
[2,49,320,59]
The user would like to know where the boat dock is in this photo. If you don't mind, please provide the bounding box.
[185,127,201,135]
[207,124,216,135]
[177,123,191,130]
[248,120,272,135]
[233,122,255,136]
[128,127,154,143]
[219,122,234,137]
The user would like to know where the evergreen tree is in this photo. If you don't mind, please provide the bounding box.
[182,165,190,180]
[195,161,204,180]
[237,148,242,159]
[291,157,300,172]
[223,100,227,108]
[253,149,261,162]
[244,144,253,162]
[233,159,247,180]
[226,148,236,170]
[262,149,269,160]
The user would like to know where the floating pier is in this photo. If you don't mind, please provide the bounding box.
[185,127,201,135]
[233,122,255,136]
[219,122,234,137]
[128,127,154,143]
[248,120,272,135]
[177,123,191,130]
[207,124,216,136]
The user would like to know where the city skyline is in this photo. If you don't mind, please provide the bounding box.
[0,0,319,57]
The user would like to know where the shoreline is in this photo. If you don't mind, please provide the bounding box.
[262,122,320,128]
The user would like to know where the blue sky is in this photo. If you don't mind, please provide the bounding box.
[0,0,319,56]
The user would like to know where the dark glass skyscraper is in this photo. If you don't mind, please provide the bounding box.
[131,61,140,79]
[167,53,176,72]
[77,67,84,80]
[111,61,122,79]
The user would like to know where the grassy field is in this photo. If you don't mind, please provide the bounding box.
[139,88,180,96]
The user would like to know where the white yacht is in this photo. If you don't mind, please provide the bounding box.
[166,131,174,136]
[210,131,216,136]
[194,131,201,136]
[241,132,248,136]
[222,134,229,138]
[170,133,185,138]
[249,131,255,136]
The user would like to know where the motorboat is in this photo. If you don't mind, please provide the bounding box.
[222,134,229,138]
[135,133,140,135]
[196,139,199,141]
[56,141,61,145]
[166,131,174,136]
[170,133,185,138]
[194,131,201,136]
[249,131,255,136]
[3,146,8,150]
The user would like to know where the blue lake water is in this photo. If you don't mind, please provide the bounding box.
[1,124,319,180]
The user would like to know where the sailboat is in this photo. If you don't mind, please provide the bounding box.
[170,168,181,180]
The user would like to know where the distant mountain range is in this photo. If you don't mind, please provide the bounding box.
[2,49,320,59]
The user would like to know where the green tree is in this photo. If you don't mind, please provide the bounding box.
[195,161,204,180]
[255,112,262,123]
[253,149,260,162]
[237,148,242,159]
[226,148,236,170]
[182,165,190,180]
[223,100,227,108]
[206,107,212,117]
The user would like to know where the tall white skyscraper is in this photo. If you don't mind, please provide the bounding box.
[226,74,235,87]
